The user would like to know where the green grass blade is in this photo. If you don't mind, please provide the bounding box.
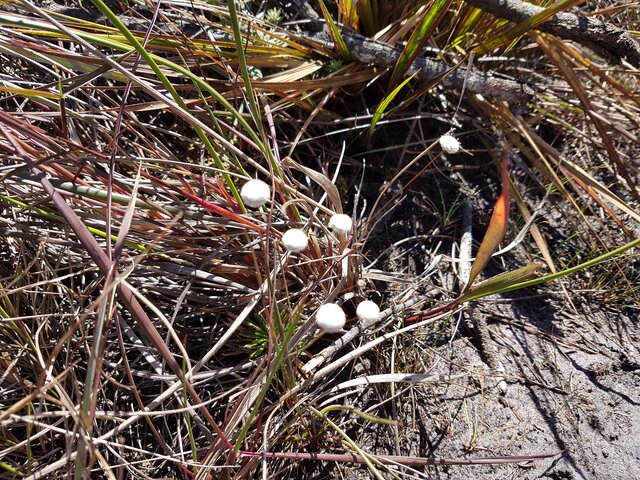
[227,0,263,134]
[317,0,351,60]
[370,72,417,134]
[88,0,246,208]
[227,1,284,180]
[458,263,544,303]
[460,238,640,303]
[448,7,484,50]
[388,0,451,90]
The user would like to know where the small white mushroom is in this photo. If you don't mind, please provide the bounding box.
[328,213,353,235]
[439,134,461,154]
[315,303,346,333]
[356,300,380,323]
[240,179,270,208]
[281,228,308,252]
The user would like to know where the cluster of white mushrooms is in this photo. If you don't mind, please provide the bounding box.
[239,135,460,334]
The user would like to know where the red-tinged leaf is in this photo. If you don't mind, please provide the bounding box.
[140,171,271,235]
[177,173,197,195]
[463,145,511,291]
[214,176,239,210]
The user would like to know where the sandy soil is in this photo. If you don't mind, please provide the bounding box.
[327,293,640,480]
[420,298,639,480]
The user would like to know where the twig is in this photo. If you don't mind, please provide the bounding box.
[327,373,467,394]
[464,0,640,67]
[301,25,535,104]
[239,448,563,466]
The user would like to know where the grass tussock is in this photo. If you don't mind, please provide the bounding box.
[0,0,639,479]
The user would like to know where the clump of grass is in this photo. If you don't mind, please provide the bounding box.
[0,0,638,479]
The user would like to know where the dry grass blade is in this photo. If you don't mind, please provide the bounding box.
[532,30,640,202]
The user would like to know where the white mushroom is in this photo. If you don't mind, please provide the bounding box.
[439,134,461,154]
[240,179,270,208]
[281,228,308,252]
[315,303,346,333]
[328,213,353,235]
[356,300,380,323]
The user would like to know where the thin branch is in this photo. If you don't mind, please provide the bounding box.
[464,0,640,67]
[301,24,535,104]
[239,449,563,466]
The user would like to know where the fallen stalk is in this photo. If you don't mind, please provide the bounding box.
[238,449,563,466]
[464,0,640,67]
[301,23,535,104]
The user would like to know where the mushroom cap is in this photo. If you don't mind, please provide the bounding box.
[316,303,346,333]
[356,300,380,323]
[328,213,353,234]
[240,179,270,208]
[281,228,309,252]
[439,134,461,154]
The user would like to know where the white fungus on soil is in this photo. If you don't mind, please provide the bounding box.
[281,228,308,252]
[439,134,461,154]
[240,179,270,208]
[315,303,346,333]
[328,213,353,234]
[356,300,380,323]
